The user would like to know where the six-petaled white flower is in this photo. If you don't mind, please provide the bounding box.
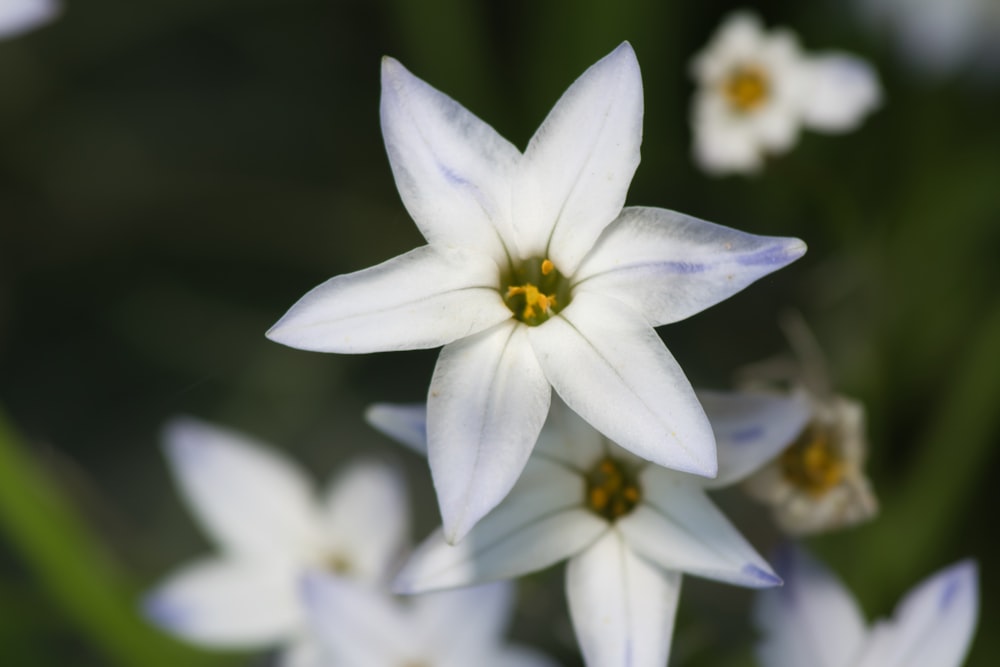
[0,0,59,38]
[755,546,979,667]
[739,313,878,534]
[267,42,807,543]
[295,575,558,667]
[690,11,882,175]
[366,390,812,667]
[143,418,408,665]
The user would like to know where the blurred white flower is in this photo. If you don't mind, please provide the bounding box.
[690,11,881,175]
[268,42,806,544]
[293,576,558,667]
[143,418,408,665]
[740,314,878,535]
[755,547,979,667]
[0,0,59,39]
[367,391,811,667]
[856,0,1000,77]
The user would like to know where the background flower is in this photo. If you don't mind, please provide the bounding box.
[143,418,408,665]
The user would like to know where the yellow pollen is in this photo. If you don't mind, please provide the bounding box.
[585,456,642,521]
[541,258,555,276]
[723,65,769,112]
[505,284,556,320]
[781,425,845,497]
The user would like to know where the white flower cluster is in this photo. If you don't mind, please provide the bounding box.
[143,16,980,667]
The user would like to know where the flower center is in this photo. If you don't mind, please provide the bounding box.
[502,257,570,326]
[585,456,642,521]
[722,65,769,113]
[780,423,844,497]
[324,553,353,575]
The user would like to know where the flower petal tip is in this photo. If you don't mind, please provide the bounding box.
[938,560,979,612]
[742,563,783,588]
[141,591,187,633]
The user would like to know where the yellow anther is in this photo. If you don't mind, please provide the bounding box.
[723,65,769,113]
[505,284,556,320]
[541,258,555,276]
[585,456,641,521]
[781,425,845,497]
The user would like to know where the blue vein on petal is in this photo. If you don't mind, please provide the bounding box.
[143,593,189,632]
[939,573,962,611]
[731,425,764,444]
[743,563,782,587]
[735,243,801,267]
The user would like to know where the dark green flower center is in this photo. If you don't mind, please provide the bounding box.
[502,257,571,326]
[584,456,642,521]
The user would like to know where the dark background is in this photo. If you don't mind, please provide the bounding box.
[0,0,997,665]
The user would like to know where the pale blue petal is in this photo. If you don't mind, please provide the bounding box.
[574,207,806,326]
[428,321,551,543]
[381,57,520,265]
[853,560,979,667]
[566,531,682,667]
[513,42,643,274]
[620,471,779,588]
[753,546,867,667]
[698,389,812,489]
[365,402,428,455]
[801,54,882,133]
[267,245,510,353]
[0,0,59,39]
[529,292,717,477]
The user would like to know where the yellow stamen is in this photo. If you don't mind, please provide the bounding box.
[723,65,769,113]
[505,284,556,320]
[541,258,555,276]
[585,456,642,521]
[781,425,845,497]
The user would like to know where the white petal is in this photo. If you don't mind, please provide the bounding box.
[529,292,717,477]
[698,389,812,489]
[801,54,882,133]
[533,395,606,471]
[279,638,329,667]
[143,558,299,648]
[163,417,319,559]
[394,458,607,592]
[574,207,807,326]
[300,572,409,663]
[753,546,867,667]
[852,560,979,667]
[380,57,520,265]
[513,42,642,274]
[620,470,779,588]
[321,461,409,583]
[566,531,682,667]
[0,0,58,38]
[365,402,428,455]
[266,245,510,353]
[427,321,551,542]
[412,581,514,655]
[691,105,766,176]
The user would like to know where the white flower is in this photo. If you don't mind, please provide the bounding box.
[0,0,59,39]
[292,576,558,667]
[366,391,812,667]
[143,418,408,665]
[740,314,877,535]
[267,42,807,543]
[856,0,1000,76]
[755,547,979,667]
[690,12,881,175]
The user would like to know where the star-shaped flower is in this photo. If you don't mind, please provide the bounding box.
[690,11,881,175]
[755,546,979,667]
[366,391,812,666]
[143,418,408,665]
[267,42,806,542]
[295,576,557,667]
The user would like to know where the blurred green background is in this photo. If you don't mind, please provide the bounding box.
[0,0,997,665]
